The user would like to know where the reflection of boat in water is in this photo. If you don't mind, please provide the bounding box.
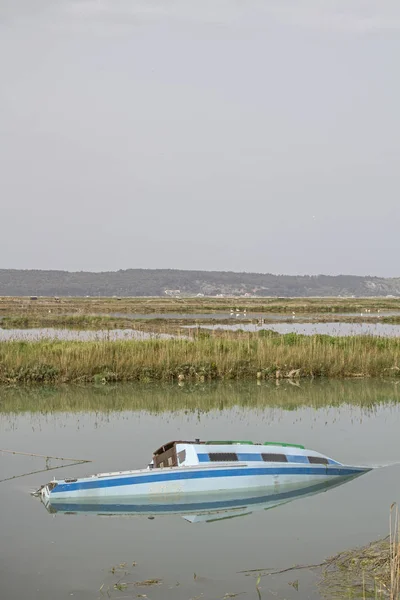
[35,439,372,512]
[43,476,365,523]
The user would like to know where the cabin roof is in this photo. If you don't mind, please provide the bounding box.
[153,439,304,455]
[153,440,197,456]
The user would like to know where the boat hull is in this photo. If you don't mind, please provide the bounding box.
[43,476,364,520]
[41,463,370,502]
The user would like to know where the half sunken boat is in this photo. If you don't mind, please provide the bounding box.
[36,439,371,503]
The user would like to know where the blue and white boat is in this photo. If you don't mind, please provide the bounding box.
[36,439,371,503]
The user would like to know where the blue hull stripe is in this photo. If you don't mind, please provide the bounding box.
[53,466,367,494]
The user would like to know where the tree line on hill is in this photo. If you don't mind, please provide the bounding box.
[1,269,400,297]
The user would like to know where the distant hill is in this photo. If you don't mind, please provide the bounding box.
[1,269,400,297]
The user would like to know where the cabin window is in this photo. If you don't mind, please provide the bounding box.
[308,456,328,465]
[261,453,287,462]
[208,452,239,462]
[177,450,186,464]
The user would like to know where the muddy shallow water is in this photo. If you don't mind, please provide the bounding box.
[1,381,400,600]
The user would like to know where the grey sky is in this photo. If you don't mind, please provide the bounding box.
[1,1,399,276]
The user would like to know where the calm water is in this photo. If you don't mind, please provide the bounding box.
[0,328,175,341]
[1,381,400,600]
[2,320,400,340]
[104,311,400,320]
[192,321,400,337]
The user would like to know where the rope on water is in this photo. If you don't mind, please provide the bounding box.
[1,462,87,485]
[0,448,91,463]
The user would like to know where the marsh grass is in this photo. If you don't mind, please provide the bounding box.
[0,314,134,330]
[0,330,399,383]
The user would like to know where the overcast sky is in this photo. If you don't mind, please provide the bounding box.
[1,1,399,276]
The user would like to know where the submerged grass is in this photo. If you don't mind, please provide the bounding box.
[0,330,399,383]
[242,506,400,600]
[319,505,400,599]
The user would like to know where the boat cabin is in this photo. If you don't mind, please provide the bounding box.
[152,440,205,468]
[150,440,335,469]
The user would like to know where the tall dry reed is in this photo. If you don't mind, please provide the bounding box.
[0,331,399,383]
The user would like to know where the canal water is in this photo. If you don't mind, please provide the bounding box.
[1,381,400,600]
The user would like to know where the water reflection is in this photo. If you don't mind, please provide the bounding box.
[1,379,399,418]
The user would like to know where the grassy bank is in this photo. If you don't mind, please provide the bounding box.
[0,330,399,384]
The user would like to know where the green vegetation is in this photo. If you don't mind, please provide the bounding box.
[0,330,399,384]
[0,314,130,330]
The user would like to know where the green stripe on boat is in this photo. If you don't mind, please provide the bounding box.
[205,440,254,445]
[204,441,305,449]
[264,442,305,449]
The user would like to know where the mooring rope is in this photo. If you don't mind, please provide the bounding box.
[0,448,91,485]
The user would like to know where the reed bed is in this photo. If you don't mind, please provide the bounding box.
[0,330,399,384]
